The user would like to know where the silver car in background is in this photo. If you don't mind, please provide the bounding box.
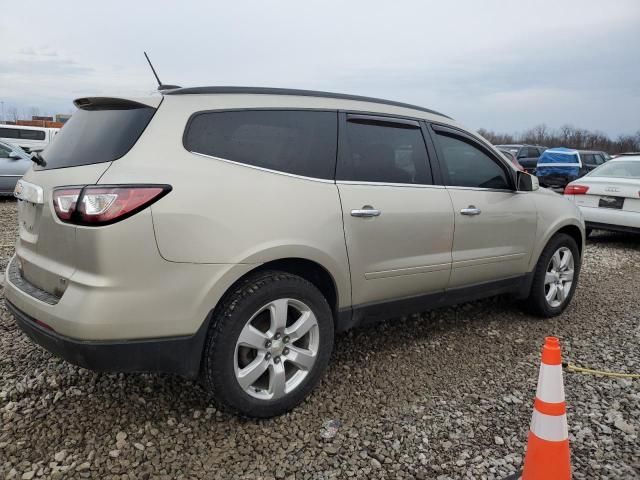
[0,141,31,196]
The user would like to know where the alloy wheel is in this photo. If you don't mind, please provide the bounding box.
[544,247,575,308]
[234,298,320,400]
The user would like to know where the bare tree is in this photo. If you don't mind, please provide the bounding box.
[7,107,19,123]
[480,124,640,154]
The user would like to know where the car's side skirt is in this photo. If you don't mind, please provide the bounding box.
[336,273,534,332]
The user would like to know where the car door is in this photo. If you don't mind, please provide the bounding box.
[429,124,537,288]
[337,113,454,309]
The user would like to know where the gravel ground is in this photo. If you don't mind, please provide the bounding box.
[1,197,639,480]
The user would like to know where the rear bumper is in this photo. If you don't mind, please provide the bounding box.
[538,174,575,188]
[579,205,640,231]
[6,299,207,378]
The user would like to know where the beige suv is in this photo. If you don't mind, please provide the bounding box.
[5,87,584,417]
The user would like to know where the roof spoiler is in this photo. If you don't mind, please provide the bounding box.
[73,97,154,110]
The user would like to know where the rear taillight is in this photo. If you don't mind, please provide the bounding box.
[53,188,82,221]
[564,184,589,195]
[53,185,171,226]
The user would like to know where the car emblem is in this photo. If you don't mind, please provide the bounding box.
[605,187,620,193]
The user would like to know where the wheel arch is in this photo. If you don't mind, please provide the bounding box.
[556,224,584,256]
[250,258,341,318]
[207,256,346,333]
[528,218,585,272]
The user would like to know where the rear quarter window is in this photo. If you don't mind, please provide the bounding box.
[184,110,337,180]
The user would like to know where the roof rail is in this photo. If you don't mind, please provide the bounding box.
[164,86,451,119]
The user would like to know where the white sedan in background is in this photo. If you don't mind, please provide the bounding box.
[564,155,640,236]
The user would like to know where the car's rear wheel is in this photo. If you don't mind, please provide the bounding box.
[202,270,334,418]
[524,233,581,317]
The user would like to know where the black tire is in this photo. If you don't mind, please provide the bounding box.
[524,233,581,317]
[202,270,334,418]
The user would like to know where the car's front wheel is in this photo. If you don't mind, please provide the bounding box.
[524,233,581,317]
[202,271,334,418]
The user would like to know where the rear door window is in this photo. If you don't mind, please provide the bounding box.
[184,110,337,180]
[38,104,156,170]
[337,115,432,184]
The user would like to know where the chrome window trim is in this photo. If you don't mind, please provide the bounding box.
[444,185,518,194]
[336,180,445,189]
[188,151,336,184]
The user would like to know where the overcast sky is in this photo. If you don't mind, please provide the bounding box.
[1,0,639,136]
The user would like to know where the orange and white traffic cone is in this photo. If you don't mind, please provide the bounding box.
[521,336,571,480]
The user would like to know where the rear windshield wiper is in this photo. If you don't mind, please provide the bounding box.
[31,152,47,167]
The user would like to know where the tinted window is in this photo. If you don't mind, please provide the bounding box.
[39,106,156,170]
[0,128,46,141]
[582,153,596,164]
[338,118,431,184]
[20,129,46,140]
[594,154,605,165]
[436,133,511,189]
[0,128,20,139]
[524,147,538,157]
[185,110,337,179]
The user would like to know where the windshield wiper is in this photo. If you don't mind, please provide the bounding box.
[30,152,47,167]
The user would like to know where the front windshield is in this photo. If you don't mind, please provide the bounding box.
[589,160,640,179]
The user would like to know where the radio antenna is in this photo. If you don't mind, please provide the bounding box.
[143,52,181,91]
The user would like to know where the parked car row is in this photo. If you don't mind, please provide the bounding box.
[4,86,584,418]
[494,144,547,173]
[536,148,610,189]
[494,143,613,189]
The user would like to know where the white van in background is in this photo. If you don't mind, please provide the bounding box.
[0,124,60,153]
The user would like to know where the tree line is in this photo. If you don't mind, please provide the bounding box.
[477,124,640,154]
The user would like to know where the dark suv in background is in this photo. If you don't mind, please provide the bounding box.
[579,150,609,172]
[495,144,547,174]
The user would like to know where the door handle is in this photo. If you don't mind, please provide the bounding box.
[351,206,381,218]
[460,206,481,216]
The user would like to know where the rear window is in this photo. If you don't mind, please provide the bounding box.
[38,105,156,170]
[184,110,337,179]
[589,161,640,179]
[0,127,45,141]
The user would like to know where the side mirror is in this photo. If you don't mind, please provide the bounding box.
[517,171,539,191]
[8,152,22,160]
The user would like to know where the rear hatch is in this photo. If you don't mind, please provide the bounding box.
[13,96,160,297]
